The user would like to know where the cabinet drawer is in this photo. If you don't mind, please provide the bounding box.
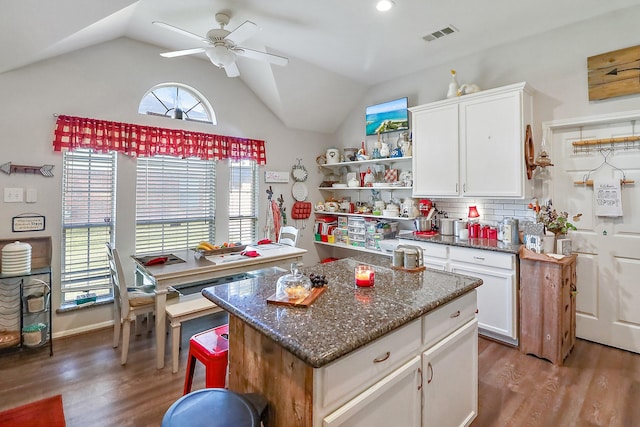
[423,290,477,349]
[314,319,421,412]
[449,246,514,270]
[398,239,448,259]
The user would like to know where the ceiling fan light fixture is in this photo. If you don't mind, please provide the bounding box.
[206,46,236,68]
[376,0,395,12]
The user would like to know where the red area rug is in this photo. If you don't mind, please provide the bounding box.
[0,394,65,427]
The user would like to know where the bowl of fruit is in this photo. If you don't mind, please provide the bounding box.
[193,241,246,258]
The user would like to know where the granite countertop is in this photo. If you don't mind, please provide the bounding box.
[202,253,482,368]
[398,232,522,254]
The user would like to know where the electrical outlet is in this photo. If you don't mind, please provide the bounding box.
[4,188,24,203]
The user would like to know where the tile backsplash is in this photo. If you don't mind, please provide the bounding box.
[431,198,536,226]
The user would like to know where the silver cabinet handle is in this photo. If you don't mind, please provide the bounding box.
[427,362,434,384]
[450,310,461,318]
[373,351,391,363]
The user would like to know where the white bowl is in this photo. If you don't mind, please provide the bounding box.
[332,183,347,188]
[382,210,399,217]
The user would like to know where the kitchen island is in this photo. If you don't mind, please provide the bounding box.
[203,253,482,426]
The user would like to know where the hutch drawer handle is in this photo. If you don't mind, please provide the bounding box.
[450,310,461,318]
[472,256,485,261]
[373,352,391,363]
[427,362,434,384]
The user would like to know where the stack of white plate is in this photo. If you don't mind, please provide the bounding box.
[2,241,32,275]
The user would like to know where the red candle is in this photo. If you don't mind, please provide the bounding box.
[355,265,375,287]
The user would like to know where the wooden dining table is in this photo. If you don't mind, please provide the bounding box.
[132,244,307,369]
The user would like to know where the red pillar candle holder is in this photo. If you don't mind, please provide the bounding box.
[355,265,375,287]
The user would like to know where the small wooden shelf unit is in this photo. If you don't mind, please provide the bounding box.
[519,248,577,366]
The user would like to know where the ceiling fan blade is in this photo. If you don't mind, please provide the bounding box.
[234,47,289,66]
[224,62,240,78]
[153,21,207,43]
[160,48,206,58]
[225,20,258,45]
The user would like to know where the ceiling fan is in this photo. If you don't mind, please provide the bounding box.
[153,12,288,78]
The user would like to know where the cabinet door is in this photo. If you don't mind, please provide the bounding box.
[450,262,517,343]
[423,319,478,427]
[412,104,459,197]
[322,356,421,427]
[460,91,524,197]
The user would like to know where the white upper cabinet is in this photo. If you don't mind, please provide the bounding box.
[410,82,534,199]
[412,104,459,197]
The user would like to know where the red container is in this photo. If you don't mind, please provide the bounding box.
[469,223,480,238]
[480,225,489,238]
[488,227,498,240]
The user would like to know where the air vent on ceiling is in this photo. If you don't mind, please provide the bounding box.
[422,25,458,42]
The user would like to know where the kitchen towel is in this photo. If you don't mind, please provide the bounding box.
[594,179,623,217]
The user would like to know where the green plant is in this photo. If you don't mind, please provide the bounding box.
[534,201,579,235]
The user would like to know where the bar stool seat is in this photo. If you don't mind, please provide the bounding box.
[184,324,229,395]
[162,388,268,427]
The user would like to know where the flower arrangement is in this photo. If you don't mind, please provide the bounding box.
[528,199,581,235]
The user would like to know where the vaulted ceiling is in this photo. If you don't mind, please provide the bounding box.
[2,0,638,133]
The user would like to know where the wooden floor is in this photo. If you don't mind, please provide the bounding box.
[0,312,227,427]
[472,337,640,427]
[1,325,639,427]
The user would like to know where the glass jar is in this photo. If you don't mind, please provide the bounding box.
[276,268,312,300]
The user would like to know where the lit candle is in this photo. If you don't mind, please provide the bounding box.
[355,265,375,287]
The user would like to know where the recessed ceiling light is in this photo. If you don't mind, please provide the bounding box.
[376,0,395,12]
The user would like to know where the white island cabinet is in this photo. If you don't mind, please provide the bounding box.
[316,291,478,427]
[410,82,534,199]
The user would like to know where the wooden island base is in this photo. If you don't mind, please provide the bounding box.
[228,315,313,426]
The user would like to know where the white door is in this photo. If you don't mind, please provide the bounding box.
[548,113,640,353]
[423,319,478,427]
[322,356,421,427]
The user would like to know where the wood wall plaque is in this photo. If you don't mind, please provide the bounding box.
[588,45,640,101]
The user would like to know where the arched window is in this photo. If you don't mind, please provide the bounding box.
[138,83,216,124]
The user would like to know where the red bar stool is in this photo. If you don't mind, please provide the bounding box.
[183,324,229,395]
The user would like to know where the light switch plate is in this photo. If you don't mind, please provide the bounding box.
[4,188,23,203]
[26,188,37,203]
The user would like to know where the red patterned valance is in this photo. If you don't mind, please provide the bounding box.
[52,115,267,165]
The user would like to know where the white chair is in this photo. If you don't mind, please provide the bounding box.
[278,226,299,247]
[107,242,157,365]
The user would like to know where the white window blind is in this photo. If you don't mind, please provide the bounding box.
[136,156,216,254]
[229,160,258,244]
[61,149,116,304]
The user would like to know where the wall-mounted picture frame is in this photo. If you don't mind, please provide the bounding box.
[264,171,290,183]
[12,214,46,232]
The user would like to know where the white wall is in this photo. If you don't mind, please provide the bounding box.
[334,5,640,228]
[0,38,332,335]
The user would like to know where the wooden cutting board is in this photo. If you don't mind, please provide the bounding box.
[266,286,327,307]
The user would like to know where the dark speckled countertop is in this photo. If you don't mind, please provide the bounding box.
[202,253,482,368]
[398,232,522,254]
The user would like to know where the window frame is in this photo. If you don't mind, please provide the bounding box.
[138,83,217,125]
[135,155,217,255]
[60,149,116,305]
[228,159,259,244]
